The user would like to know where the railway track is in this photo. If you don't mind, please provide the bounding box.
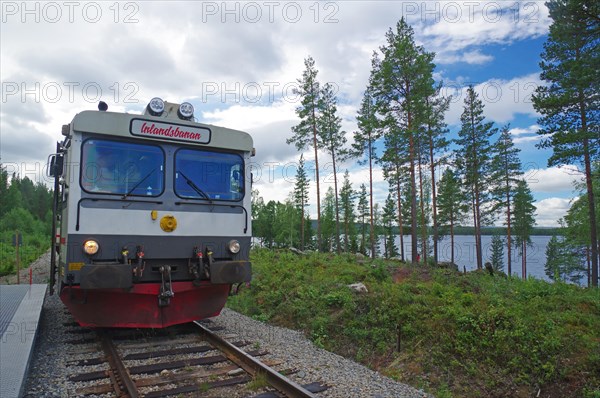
[66,320,328,397]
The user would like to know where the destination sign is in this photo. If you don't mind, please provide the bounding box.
[130,119,211,144]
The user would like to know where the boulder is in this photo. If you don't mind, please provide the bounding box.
[289,247,305,256]
[348,282,369,294]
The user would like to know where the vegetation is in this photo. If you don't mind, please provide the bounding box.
[261,0,599,285]
[0,166,53,277]
[229,249,600,398]
[287,56,324,250]
[532,0,599,286]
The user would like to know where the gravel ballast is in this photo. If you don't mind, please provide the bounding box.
[5,252,432,397]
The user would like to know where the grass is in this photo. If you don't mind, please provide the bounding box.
[228,249,600,398]
[0,230,50,277]
[246,372,268,391]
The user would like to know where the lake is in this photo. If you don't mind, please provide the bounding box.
[387,235,587,285]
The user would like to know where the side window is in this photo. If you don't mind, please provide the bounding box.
[175,149,244,201]
[81,139,164,196]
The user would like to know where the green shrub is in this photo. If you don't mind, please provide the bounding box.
[228,249,600,398]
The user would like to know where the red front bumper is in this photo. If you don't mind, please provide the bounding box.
[60,281,230,328]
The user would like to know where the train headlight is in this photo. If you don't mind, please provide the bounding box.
[83,240,100,255]
[147,97,165,116]
[178,102,194,120]
[227,240,241,254]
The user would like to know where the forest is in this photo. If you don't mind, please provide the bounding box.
[253,0,599,287]
[0,167,53,277]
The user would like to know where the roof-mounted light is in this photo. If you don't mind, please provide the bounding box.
[178,102,194,120]
[147,97,165,116]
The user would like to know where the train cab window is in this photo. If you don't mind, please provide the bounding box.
[175,149,244,201]
[81,139,164,196]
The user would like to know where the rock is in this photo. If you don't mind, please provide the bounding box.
[438,261,458,271]
[348,282,369,294]
[289,247,305,256]
[227,368,245,376]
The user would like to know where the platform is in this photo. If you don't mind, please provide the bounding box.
[0,284,47,398]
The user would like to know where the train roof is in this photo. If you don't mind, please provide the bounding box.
[70,109,253,152]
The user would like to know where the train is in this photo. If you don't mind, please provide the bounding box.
[47,98,253,328]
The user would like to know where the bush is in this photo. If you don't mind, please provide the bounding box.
[228,249,600,398]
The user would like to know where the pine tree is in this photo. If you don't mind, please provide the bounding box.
[423,89,450,265]
[489,234,505,273]
[339,171,357,253]
[560,171,600,286]
[490,124,522,276]
[513,180,536,279]
[545,235,562,281]
[293,155,310,250]
[357,183,369,255]
[321,187,336,252]
[532,0,599,286]
[437,167,468,266]
[287,56,324,250]
[381,136,409,261]
[545,235,587,283]
[382,190,399,258]
[318,82,346,254]
[455,86,497,269]
[370,18,436,263]
[353,85,383,258]
[372,203,382,258]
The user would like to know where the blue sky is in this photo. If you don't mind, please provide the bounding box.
[0,1,581,226]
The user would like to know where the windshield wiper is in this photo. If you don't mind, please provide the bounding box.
[178,171,213,203]
[122,169,155,199]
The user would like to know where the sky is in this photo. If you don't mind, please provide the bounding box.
[0,1,584,227]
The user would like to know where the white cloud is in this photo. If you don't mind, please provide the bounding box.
[509,124,542,144]
[442,50,494,65]
[418,2,550,64]
[445,73,543,126]
[527,165,582,194]
[534,198,572,227]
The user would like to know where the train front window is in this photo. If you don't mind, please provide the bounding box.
[175,149,244,201]
[81,139,164,196]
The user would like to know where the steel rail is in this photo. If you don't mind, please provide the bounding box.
[194,321,317,398]
[98,331,139,398]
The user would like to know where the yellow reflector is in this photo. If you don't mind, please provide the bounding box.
[68,262,85,271]
[160,215,177,232]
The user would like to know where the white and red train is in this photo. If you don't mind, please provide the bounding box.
[48,98,253,328]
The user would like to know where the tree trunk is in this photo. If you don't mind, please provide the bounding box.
[522,241,527,280]
[418,146,428,263]
[311,109,321,251]
[580,90,598,287]
[300,195,305,250]
[332,148,341,254]
[450,212,455,266]
[475,187,483,270]
[396,175,405,262]
[369,137,375,258]
[505,153,512,276]
[429,134,439,265]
